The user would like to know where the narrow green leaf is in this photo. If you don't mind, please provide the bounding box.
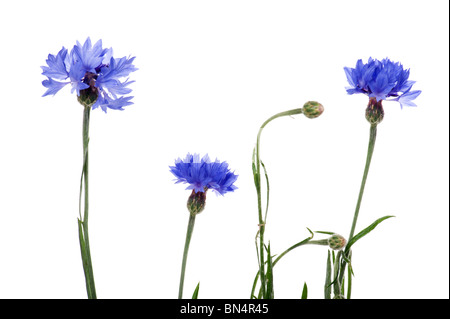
[260,161,270,222]
[314,230,335,235]
[324,250,332,299]
[252,147,260,188]
[252,163,259,187]
[77,219,89,268]
[301,282,308,299]
[77,218,93,297]
[346,250,355,278]
[346,215,395,252]
[250,269,260,299]
[192,282,200,299]
[347,261,352,300]
[265,243,274,299]
[332,250,343,297]
[77,218,86,256]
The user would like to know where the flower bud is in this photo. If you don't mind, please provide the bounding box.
[187,189,207,216]
[328,234,347,251]
[302,101,324,119]
[365,98,384,125]
[77,87,98,108]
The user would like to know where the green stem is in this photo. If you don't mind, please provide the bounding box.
[78,106,97,299]
[324,250,332,299]
[273,239,328,266]
[348,124,378,240]
[338,124,378,296]
[254,108,303,298]
[333,250,343,297]
[250,231,324,298]
[178,213,196,299]
[347,254,353,299]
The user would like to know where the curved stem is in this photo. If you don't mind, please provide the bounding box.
[250,230,324,298]
[274,239,328,266]
[254,108,303,298]
[178,213,196,299]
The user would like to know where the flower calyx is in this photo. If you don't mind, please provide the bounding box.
[365,98,384,125]
[187,188,208,216]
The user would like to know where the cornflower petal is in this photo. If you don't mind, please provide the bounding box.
[170,154,238,195]
[92,93,134,112]
[107,56,138,79]
[72,37,107,73]
[42,77,69,97]
[105,79,135,98]
[42,37,137,112]
[396,89,422,108]
[368,72,395,101]
[68,61,89,95]
[344,57,421,108]
[41,47,69,80]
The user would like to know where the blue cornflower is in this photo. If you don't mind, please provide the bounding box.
[344,57,421,108]
[170,153,238,196]
[42,37,137,112]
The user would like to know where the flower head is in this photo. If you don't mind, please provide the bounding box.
[42,37,137,112]
[170,153,238,196]
[344,57,421,109]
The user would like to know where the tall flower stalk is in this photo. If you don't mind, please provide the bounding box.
[333,57,421,298]
[252,101,324,299]
[42,37,137,298]
[170,153,238,299]
[335,116,378,298]
[178,205,197,299]
[78,105,96,298]
[348,119,378,241]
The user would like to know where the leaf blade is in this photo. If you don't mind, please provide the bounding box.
[192,282,200,299]
[301,282,308,299]
[265,243,274,299]
[324,250,332,299]
[346,215,395,252]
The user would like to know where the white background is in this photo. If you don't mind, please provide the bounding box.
[0,0,448,299]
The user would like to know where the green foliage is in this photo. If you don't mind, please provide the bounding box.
[324,250,332,299]
[265,244,274,299]
[192,282,200,299]
[345,215,395,253]
[301,282,308,299]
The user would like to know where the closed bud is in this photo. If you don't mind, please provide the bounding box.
[365,98,384,125]
[302,101,324,119]
[328,234,347,251]
[187,189,207,216]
